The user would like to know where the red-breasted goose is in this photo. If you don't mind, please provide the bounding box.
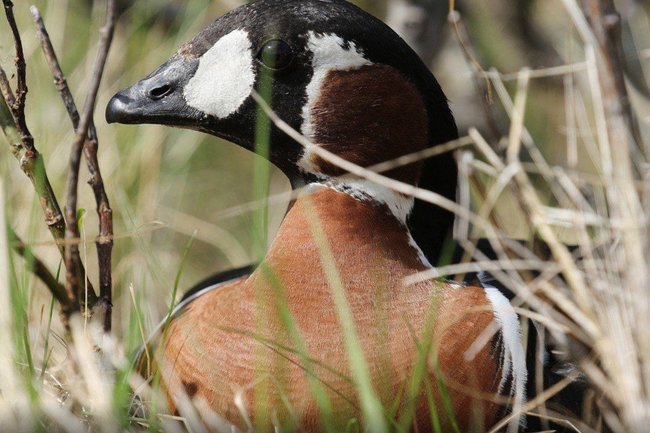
[107,0,530,431]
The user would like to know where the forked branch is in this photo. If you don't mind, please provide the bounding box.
[1,0,117,332]
[30,3,116,331]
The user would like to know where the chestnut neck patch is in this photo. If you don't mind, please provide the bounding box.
[307,64,428,185]
[298,63,429,224]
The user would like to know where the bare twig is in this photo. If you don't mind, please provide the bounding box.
[2,0,30,151]
[7,227,73,319]
[0,90,20,157]
[31,5,115,331]
[0,1,113,324]
[0,6,67,251]
[83,0,117,333]
[1,4,80,306]
[31,7,81,125]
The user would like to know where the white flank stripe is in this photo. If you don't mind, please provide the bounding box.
[481,273,527,432]
[407,232,433,268]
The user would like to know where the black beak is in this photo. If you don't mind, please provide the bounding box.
[106,57,201,126]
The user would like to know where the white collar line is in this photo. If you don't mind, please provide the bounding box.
[305,180,432,268]
[308,179,414,225]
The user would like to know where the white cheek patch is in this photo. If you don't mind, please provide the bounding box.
[184,29,255,119]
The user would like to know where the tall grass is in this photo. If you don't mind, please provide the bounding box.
[0,0,649,432]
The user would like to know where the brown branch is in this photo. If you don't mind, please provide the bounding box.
[0,84,20,158]
[0,68,68,256]
[86,144,114,333]
[31,5,115,332]
[8,228,73,322]
[2,0,32,152]
[0,67,16,106]
[1,0,65,247]
[1,1,100,320]
[54,0,116,331]
[30,7,81,126]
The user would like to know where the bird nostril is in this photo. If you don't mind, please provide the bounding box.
[148,84,173,100]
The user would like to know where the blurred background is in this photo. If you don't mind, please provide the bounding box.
[1,0,650,392]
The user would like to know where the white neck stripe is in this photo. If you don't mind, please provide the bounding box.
[299,32,372,174]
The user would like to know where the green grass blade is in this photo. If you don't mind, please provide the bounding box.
[302,197,389,433]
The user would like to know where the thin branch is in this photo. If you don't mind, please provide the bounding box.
[31,5,116,330]
[30,7,81,126]
[58,0,116,329]
[0,87,20,158]
[2,0,31,152]
[0,67,16,106]
[7,228,73,320]
[0,1,104,320]
[85,0,116,333]
[85,142,114,333]
[0,60,67,262]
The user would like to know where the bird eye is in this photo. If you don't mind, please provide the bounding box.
[258,39,294,70]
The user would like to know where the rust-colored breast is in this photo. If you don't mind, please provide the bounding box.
[154,189,502,432]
